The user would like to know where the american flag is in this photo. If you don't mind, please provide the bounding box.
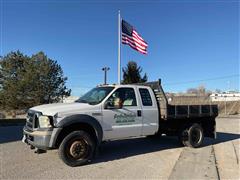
[122,20,148,55]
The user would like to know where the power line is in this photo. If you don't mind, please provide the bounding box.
[163,74,239,86]
[68,86,94,89]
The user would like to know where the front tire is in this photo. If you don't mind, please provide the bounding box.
[58,131,95,167]
[178,123,204,148]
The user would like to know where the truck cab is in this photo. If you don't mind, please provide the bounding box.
[101,85,159,140]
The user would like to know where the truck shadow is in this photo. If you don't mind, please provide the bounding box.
[202,132,240,147]
[92,132,240,164]
[94,136,180,163]
[212,132,240,145]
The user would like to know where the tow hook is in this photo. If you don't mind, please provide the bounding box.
[34,148,47,154]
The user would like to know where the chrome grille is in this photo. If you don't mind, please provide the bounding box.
[26,110,41,130]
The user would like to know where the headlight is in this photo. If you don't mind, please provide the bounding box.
[38,116,52,128]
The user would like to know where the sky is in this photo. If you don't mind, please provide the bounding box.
[0,0,239,96]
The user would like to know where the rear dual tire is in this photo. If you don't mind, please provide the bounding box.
[179,123,204,148]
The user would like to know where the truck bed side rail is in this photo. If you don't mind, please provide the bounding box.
[167,104,218,119]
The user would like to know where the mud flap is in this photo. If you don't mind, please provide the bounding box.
[214,125,217,139]
[22,135,27,143]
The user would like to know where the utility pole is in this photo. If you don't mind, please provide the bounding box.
[102,67,110,85]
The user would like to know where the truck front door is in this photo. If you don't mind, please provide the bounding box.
[102,87,143,140]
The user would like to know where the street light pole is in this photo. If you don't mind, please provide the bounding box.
[102,67,110,85]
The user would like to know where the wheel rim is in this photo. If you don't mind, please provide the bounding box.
[191,128,202,144]
[68,139,89,160]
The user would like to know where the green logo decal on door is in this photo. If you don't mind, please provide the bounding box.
[114,113,136,124]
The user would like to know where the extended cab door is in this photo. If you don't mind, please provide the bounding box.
[137,87,159,136]
[102,87,143,140]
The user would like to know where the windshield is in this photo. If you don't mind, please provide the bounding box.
[75,87,114,105]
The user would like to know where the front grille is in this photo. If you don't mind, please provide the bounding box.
[26,110,41,130]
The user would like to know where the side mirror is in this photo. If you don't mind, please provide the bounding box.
[104,101,112,109]
[114,101,123,109]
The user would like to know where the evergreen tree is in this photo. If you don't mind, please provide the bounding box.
[122,61,148,84]
[0,51,71,110]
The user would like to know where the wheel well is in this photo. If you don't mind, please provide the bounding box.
[55,123,98,148]
[179,118,216,138]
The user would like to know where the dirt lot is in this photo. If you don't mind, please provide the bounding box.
[0,117,239,179]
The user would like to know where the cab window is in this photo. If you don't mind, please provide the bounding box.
[108,88,137,106]
[139,88,153,106]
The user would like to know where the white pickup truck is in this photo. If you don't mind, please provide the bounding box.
[23,80,218,166]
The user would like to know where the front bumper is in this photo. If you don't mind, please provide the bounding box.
[22,126,60,150]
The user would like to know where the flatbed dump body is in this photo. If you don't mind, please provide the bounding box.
[137,79,218,139]
[137,79,218,120]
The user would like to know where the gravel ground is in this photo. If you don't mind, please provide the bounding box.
[0,117,239,179]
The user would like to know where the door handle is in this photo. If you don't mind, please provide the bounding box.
[137,110,142,117]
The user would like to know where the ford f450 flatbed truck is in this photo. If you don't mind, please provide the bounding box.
[22,79,218,166]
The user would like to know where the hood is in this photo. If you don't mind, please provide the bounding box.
[30,102,95,116]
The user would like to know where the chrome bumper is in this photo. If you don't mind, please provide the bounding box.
[22,126,53,150]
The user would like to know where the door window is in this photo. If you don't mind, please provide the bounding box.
[107,88,137,107]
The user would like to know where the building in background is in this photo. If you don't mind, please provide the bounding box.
[210,92,240,102]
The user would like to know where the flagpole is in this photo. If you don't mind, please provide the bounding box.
[118,10,121,84]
